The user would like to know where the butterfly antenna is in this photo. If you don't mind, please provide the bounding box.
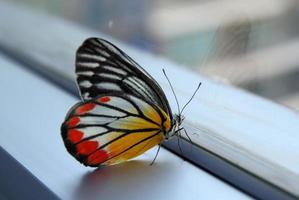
[162,69,181,114]
[180,82,202,115]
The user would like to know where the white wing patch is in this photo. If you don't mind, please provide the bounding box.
[103,65,127,75]
[78,127,107,138]
[82,92,90,99]
[79,80,92,88]
[105,96,138,115]
[77,62,99,68]
[99,73,122,80]
[77,71,94,76]
[78,116,117,125]
[90,105,126,117]
[94,47,110,57]
[95,82,121,91]
[77,53,106,62]
[88,131,123,148]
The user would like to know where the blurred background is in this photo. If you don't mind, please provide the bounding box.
[6,0,299,111]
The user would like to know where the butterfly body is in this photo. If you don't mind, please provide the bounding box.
[61,38,184,167]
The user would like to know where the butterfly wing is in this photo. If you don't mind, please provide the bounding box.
[61,93,171,167]
[62,38,175,167]
[75,38,173,118]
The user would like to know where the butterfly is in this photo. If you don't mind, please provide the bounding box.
[61,38,201,167]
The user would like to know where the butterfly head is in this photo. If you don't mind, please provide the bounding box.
[162,70,201,140]
[165,114,184,140]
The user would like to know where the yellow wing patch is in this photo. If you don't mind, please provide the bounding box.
[103,131,164,165]
[109,116,160,130]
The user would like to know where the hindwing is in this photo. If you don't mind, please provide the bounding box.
[61,93,170,166]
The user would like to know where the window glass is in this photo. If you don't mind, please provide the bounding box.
[7,0,299,112]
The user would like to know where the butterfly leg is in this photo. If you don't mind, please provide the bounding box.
[150,143,161,166]
[177,133,184,157]
[182,128,194,154]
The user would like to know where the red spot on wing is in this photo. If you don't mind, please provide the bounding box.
[98,96,111,103]
[76,141,99,155]
[87,150,109,165]
[67,117,80,128]
[68,129,83,143]
[76,103,96,115]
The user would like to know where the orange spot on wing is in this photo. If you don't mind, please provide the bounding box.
[67,117,80,128]
[163,115,171,131]
[76,103,96,114]
[87,150,109,165]
[68,129,83,143]
[98,96,111,103]
[76,141,98,155]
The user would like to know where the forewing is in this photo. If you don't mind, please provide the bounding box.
[75,38,172,116]
[61,93,166,167]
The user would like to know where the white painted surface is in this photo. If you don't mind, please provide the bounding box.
[0,54,251,200]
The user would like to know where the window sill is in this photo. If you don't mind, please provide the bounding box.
[0,54,250,200]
